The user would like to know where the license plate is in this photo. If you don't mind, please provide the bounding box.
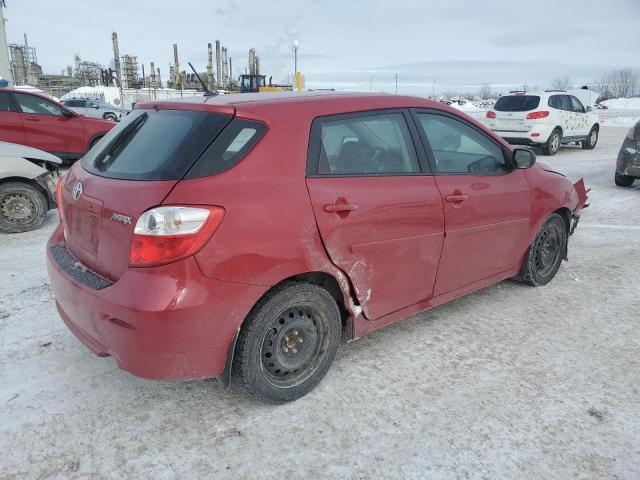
[71,207,101,256]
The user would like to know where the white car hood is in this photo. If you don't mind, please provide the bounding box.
[0,142,62,164]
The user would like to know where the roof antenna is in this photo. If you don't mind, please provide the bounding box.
[188,62,217,96]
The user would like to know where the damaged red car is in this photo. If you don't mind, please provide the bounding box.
[46,92,588,402]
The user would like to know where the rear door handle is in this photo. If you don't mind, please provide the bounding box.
[445,194,468,203]
[24,117,40,122]
[324,202,358,213]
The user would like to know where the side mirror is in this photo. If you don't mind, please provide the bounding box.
[586,106,593,112]
[62,109,76,118]
[93,105,100,109]
[512,148,536,169]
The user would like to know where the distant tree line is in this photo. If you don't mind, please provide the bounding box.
[549,69,639,101]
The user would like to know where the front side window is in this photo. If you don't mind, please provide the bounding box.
[15,93,66,116]
[317,113,420,175]
[570,96,585,113]
[417,113,508,174]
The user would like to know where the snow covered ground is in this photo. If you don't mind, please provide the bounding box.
[1,127,639,479]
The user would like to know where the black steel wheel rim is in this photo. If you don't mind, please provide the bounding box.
[260,305,327,387]
[534,224,561,277]
[1,193,35,223]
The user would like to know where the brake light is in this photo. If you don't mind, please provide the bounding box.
[486,111,496,119]
[56,174,65,221]
[526,111,550,120]
[129,206,225,267]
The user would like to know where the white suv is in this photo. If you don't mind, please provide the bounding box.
[486,91,600,155]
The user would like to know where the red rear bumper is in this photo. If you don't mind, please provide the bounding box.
[46,224,267,381]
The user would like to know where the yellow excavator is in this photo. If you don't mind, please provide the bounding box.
[239,73,304,93]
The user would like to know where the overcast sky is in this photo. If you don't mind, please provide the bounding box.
[4,0,639,95]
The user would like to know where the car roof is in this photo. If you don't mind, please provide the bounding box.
[136,91,454,118]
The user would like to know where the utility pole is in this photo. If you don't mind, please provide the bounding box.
[395,74,398,94]
[432,79,436,98]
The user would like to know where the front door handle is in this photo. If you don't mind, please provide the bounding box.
[324,202,358,213]
[24,117,40,122]
[445,194,468,203]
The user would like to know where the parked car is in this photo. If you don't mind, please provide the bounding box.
[47,92,588,402]
[0,141,60,233]
[0,88,115,165]
[615,120,640,187]
[60,98,128,122]
[486,91,600,155]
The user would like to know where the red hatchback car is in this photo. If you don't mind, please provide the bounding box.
[0,88,114,163]
[47,92,588,402]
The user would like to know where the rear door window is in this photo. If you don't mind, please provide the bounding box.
[313,112,420,175]
[82,109,231,180]
[0,92,16,112]
[494,95,540,112]
[559,95,572,111]
[15,93,66,116]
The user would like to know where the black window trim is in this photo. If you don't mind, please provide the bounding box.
[306,108,431,178]
[408,108,515,177]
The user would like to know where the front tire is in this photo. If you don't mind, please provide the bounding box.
[0,181,49,233]
[542,128,562,156]
[582,126,598,150]
[103,113,117,122]
[232,281,342,403]
[521,213,566,286]
[615,172,635,187]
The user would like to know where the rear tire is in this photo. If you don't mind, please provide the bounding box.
[581,126,598,150]
[0,181,49,233]
[521,213,566,286]
[542,128,561,156]
[615,172,635,187]
[232,281,341,403]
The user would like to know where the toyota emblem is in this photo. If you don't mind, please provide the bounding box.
[72,181,83,200]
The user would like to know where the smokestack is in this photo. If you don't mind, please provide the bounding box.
[255,56,260,76]
[229,57,232,87]
[150,61,156,87]
[248,48,255,76]
[173,43,181,89]
[207,43,214,90]
[112,32,122,89]
[222,47,228,88]
[156,67,161,88]
[215,40,222,89]
[23,33,32,84]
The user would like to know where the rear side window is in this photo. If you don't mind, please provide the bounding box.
[82,109,231,180]
[0,92,15,112]
[186,118,267,178]
[559,95,572,111]
[314,113,420,175]
[494,95,540,112]
[64,99,85,107]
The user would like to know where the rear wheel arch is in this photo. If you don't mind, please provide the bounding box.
[220,271,354,387]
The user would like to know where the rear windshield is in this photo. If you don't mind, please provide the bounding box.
[82,109,231,180]
[494,95,540,112]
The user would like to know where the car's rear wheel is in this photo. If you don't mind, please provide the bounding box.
[615,172,635,187]
[521,213,566,286]
[0,181,49,233]
[542,128,561,156]
[232,281,341,403]
[582,126,598,150]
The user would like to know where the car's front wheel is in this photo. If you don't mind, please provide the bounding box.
[521,213,566,286]
[232,281,342,402]
[542,128,562,156]
[582,126,598,150]
[0,181,49,233]
[615,172,635,187]
[103,113,118,122]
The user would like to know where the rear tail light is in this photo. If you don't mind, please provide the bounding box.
[129,206,225,267]
[526,111,550,120]
[486,111,496,119]
[56,174,65,221]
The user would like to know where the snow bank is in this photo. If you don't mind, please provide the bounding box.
[450,101,482,112]
[601,97,640,110]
